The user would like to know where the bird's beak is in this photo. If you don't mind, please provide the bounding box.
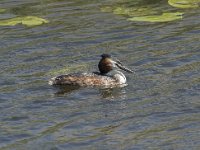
[111,60,134,73]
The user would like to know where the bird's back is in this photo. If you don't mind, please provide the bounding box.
[49,73,118,86]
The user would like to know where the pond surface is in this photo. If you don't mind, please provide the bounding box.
[0,0,200,149]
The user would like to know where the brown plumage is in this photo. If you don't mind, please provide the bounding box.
[49,54,134,87]
[49,73,117,86]
[98,54,113,74]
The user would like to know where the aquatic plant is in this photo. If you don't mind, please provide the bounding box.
[102,6,157,17]
[101,0,199,23]
[128,12,183,22]
[0,16,49,27]
[101,4,184,23]
[168,0,200,8]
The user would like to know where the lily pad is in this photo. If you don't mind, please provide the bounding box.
[101,6,158,17]
[113,6,158,16]
[128,12,183,22]
[0,16,49,27]
[168,0,200,8]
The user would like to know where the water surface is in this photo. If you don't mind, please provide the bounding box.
[0,0,200,149]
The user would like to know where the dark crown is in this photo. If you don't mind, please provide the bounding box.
[98,54,113,74]
[101,54,111,59]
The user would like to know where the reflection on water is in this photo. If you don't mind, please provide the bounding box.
[99,87,127,100]
[54,85,81,95]
[0,0,200,149]
[54,85,127,100]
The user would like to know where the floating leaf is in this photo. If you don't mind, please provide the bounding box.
[101,6,158,17]
[0,16,49,27]
[113,6,158,17]
[168,0,200,8]
[21,16,49,26]
[128,12,183,22]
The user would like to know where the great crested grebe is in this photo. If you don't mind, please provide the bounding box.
[48,54,133,87]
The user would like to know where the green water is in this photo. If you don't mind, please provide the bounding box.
[0,0,200,149]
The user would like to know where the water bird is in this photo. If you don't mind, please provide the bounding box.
[49,54,134,87]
